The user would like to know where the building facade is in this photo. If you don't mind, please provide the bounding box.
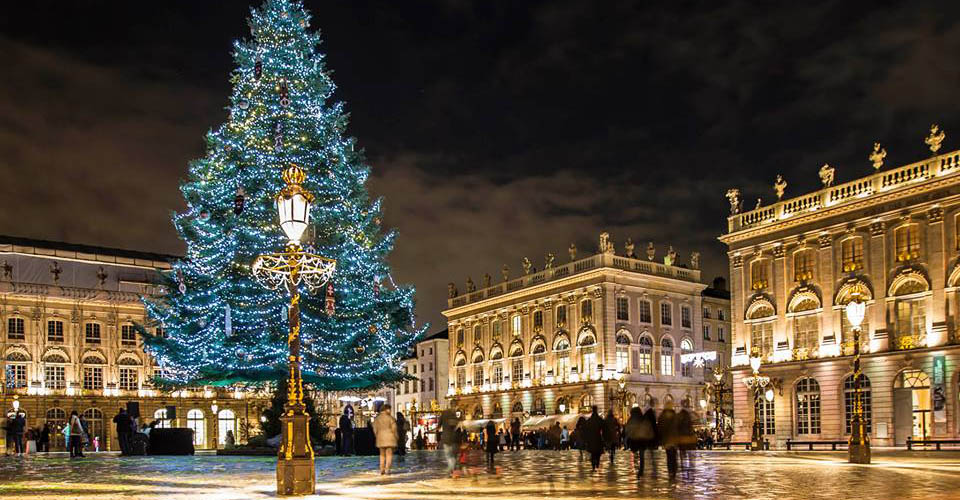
[394,329,449,416]
[720,140,960,447]
[443,235,730,432]
[0,236,268,451]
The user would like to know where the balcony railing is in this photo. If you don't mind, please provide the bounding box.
[728,149,960,233]
[447,253,701,308]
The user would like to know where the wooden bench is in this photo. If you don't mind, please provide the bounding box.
[785,439,848,451]
[714,440,769,450]
[906,438,960,450]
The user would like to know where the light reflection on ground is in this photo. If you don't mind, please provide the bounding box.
[1,449,959,499]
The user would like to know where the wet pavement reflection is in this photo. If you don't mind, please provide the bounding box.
[1,448,959,499]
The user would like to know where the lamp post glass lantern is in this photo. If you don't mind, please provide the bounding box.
[252,163,336,496]
[845,293,871,464]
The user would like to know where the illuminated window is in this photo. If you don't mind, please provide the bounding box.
[794,250,814,281]
[793,315,819,351]
[6,364,27,388]
[796,378,821,434]
[473,366,483,385]
[556,305,567,327]
[755,397,775,435]
[153,408,171,429]
[533,355,546,379]
[751,260,768,290]
[660,338,674,376]
[580,300,593,323]
[615,333,631,373]
[456,368,465,388]
[841,238,864,272]
[46,320,64,343]
[750,322,774,359]
[512,315,522,336]
[582,347,597,377]
[637,336,653,374]
[45,365,65,390]
[680,338,694,377]
[119,368,138,391]
[533,311,543,331]
[83,367,103,390]
[492,363,503,384]
[638,300,652,323]
[616,297,629,321]
[895,299,926,348]
[895,225,920,262]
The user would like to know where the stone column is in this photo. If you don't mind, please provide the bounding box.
[869,221,889,351]
[927,207,947,345]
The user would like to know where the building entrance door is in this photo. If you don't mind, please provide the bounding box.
[893,369,931,446]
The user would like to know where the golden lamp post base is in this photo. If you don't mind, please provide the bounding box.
[848,422,871,464]
[276,412,315,496]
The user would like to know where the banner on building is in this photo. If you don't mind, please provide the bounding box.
[933,355,946,423]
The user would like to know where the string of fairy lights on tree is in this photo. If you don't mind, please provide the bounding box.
[142,0,423,390]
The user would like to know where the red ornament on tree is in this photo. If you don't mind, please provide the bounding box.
[373,279,380,298]
[325,283,335,317]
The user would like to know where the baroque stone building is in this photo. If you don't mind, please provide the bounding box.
[443,235,730,432]
[720,137,960,447]
[0,236,267,451]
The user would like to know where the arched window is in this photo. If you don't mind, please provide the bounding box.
[795,378,821,435]
[472,406,484,419]
[471,348,484,364]
[454,353,467,367]
[83,408,104,448]
[187,409,206,446]
[579,394,594,412]
[755,397,775,435]
[511,401,524,413]
[843,374,872,434]
[532,339,547,380]
[580,330,597,378]
[553,333,570,351]
[218,409,236,445]
[492,402,503,418]
[660,338,674,376]
[509,341,524,358]
[750,321,774,360]
[638,336,653,375]
[616,331,631,373]
[46,408,67,450]
[895,225,920,262]
[793,250,814,282]
[490,345,504,361]
[680,338,694,377]
[154,408,171,429]
[533,397,546,416]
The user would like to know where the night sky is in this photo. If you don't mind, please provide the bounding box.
[2,1,960,329]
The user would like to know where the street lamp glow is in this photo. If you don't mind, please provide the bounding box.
[276,164,314,244]
[765,388,775,402]
[12,396,20,411]
[749,355,762,372]
[845,295,866,329]
[699,398,707,409]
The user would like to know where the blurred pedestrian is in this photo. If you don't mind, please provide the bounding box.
[677,408,697,468]
[39,423,50,453]
[114,407,132,455]
[372,404,397,475]
[560,425,570,449]
[510,417,522,450]
[573,416,586,460]
[485,420,498,468]
[625,406,657,475]
[11,411,26,456]
[439,409,459,475]
[396,411,408,460]
[582,406,604,471]
[603,409,620,464]
[339,405,355,456]
[657,402,679,478]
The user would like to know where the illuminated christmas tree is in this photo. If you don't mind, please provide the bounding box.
[144,0,422,390]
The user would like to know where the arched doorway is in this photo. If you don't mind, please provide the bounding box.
[82,408,104,451]
[893,369,931,445]
[187,409,206,447]
[46,408,66,450]
[153,408,172,428]
[218,409,237,445]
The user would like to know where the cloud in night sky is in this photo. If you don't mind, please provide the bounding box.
[2,1,960,329]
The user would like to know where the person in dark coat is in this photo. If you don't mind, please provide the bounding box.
[113,408,132,455]
[339,405,355,456]
[603,409,620,464]
[38,423,50,453]
[677,408,697,467]
[582,406,605,471]
[657,402,679,478]
[625,406,658,475]
[573,416,586,460]
[484,421,498,467]
[510,418,522,451]
[395,412,408,459]
[11,412,26,456]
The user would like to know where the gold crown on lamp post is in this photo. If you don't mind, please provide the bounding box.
[279,163,314,201]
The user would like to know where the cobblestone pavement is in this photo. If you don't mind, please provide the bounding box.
[1,448,959,499]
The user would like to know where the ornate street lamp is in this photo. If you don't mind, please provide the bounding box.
[845,292,870,464]
[744,350,776,451]
[704,366,729,442]
[252,163,336,496]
